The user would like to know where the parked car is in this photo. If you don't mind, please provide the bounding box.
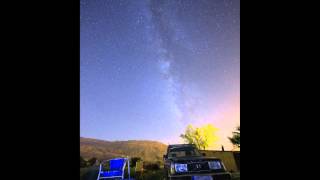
[163,144,231,180]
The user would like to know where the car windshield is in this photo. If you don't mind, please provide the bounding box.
[168,147,202,158]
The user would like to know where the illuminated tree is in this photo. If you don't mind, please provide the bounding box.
[228,126,240,148]
[180,124,218,150]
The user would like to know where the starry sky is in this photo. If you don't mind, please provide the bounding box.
[80,0,240,150]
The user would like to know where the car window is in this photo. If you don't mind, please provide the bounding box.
[168,147,201,157]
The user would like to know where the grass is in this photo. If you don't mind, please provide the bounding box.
[80,166,165,180]
[137,169,166,179]
[80,166,239,180]
[231,172,240,180]
[80,166,99,180]
[138,170,239,180]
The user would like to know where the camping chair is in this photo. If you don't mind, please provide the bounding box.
[97,158,130,180]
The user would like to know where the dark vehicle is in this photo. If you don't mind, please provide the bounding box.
[163,144,231,180]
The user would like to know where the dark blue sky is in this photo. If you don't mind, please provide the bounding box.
[80,0,239,149]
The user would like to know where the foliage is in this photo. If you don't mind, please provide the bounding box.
[87,157,97,166]
[180,124,219,150]
[143,161,161,170]
[228,126,240,148]
[80,156,88,168]
[130,157,142,167]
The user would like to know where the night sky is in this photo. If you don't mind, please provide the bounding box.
[80,0,240,150]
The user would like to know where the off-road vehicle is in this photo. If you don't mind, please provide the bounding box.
[163,144,231,180]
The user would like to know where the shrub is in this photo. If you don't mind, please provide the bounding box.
[80,156,87,168]
[88,157,97,166]
[130,157,142,167]
[143,161,160,170]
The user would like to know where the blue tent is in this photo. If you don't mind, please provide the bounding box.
[97,158,131,180]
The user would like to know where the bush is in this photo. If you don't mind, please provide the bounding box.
[80,156,87,168]
[88,157,97,166]
[130,157,142,167]
[143,161,160,170]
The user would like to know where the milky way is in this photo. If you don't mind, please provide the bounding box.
[81,0,240,149]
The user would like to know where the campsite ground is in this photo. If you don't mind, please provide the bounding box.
[80,166,165,180]
[80,166,99,180]
[80,166,240,180]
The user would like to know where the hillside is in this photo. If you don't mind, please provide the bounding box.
[80,137,167,162]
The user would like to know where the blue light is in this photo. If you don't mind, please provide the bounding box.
[175,163,188,172]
